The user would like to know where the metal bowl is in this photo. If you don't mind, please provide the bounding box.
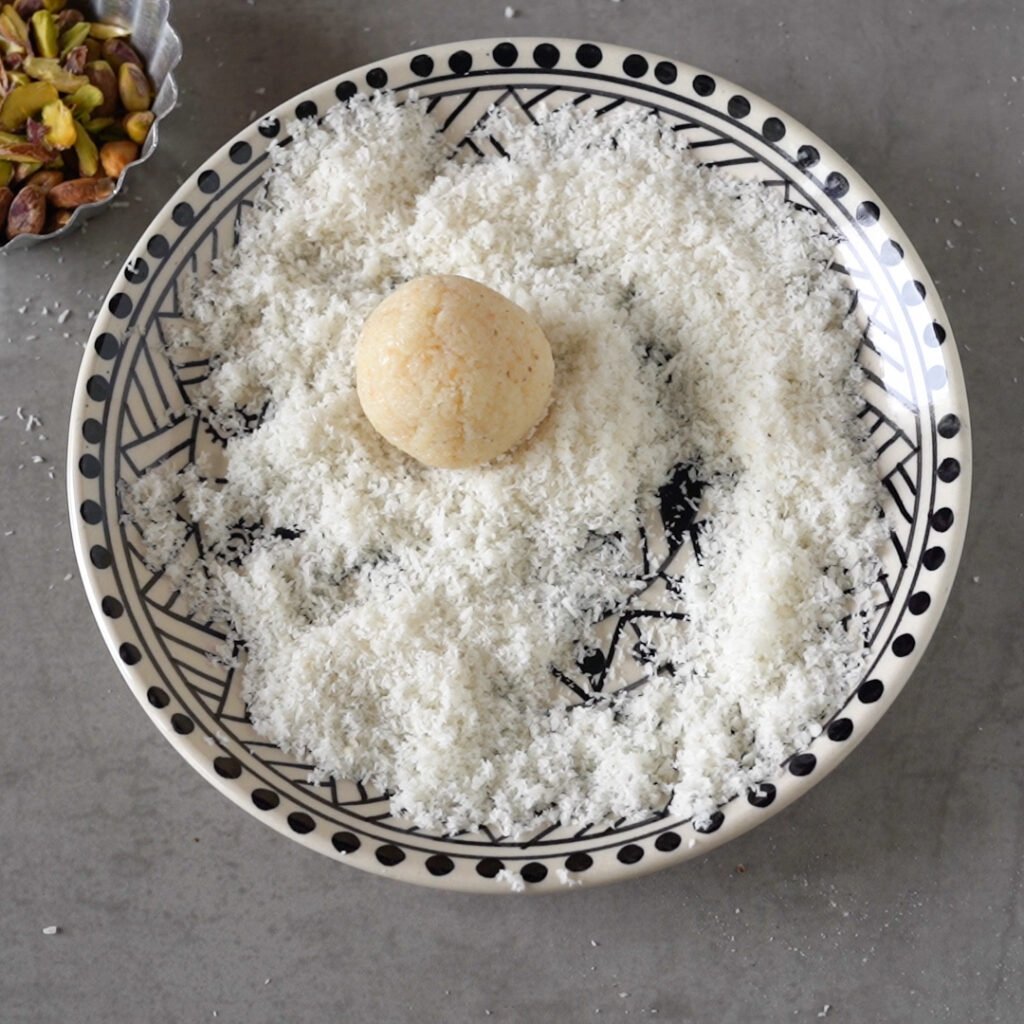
[0,0,181,252]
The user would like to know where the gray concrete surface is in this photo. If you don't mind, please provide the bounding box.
[1,1,1021,1021]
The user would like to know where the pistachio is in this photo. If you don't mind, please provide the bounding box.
[95,123,125,143]
[1,8,157,244]
[117,60,150,112]
[23,164,58,190]
[0,6,31,51]
[0,45,25,73]
[57,18,87,56]
[78,113,112,133]
[72,117,95,172]
[87,21,130,41]
[22,56,87,92]
[13,0,43,17]
[83,58,115,115]
[44,203,69,229]
[0,78,57,130]
[23,113,43,142]
[99,137,134,177]
[10,155,38,178]
[100,36,142,72]
[29,8,57,58]
[2,50,27,73]
[39,96,72,147]
[51,6,80,33]
[47,172,112,207]
[61,41,85,73]
[0,137,50,164]
[122,109,152,144]
[65,80,100,117]
[4,180,44,236]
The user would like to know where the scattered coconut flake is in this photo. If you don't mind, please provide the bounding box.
[496,869,525,893]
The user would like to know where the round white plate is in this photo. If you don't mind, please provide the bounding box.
[68,38,971,892]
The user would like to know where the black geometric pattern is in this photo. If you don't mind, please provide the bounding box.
[69,40,969,890]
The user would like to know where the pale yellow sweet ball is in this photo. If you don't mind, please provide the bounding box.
[355,275,554,469]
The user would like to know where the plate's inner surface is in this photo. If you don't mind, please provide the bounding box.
[79,49,963,889]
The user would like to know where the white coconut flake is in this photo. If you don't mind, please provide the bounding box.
[126,95,887,838]
[496,868,526,893]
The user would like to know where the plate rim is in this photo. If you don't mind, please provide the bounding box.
[66,35,972,893]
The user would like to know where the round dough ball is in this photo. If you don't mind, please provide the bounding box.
[355,274,554,469]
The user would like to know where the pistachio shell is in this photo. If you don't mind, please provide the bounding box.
[117,61,150,112]
[22,56,87,92]
[40,96,73,147]
[72,117,96,173]
[29,8,56,58]
[0,79,57,130]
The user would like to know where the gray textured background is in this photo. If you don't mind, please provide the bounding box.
[1,2,1021,1022]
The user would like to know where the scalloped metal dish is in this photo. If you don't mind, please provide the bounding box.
[1,0,180,252]
[67,38,971,893]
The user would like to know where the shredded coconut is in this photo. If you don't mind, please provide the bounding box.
[128,95,886,837]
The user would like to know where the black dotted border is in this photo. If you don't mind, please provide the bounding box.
[72,39,968,886]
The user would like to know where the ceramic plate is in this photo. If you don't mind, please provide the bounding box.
[67,38,971,892]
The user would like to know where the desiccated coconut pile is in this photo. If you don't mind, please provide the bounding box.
[127,95,887,838]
